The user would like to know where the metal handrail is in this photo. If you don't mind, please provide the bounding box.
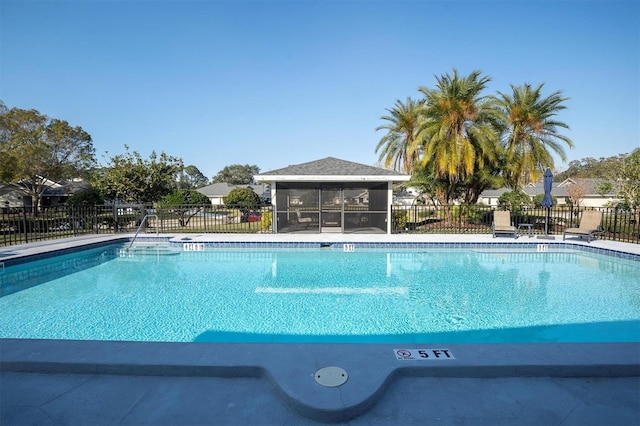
[128,214,159,250]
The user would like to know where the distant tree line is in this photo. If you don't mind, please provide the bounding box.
[0,100,262,210]
[553,154,630,181]
[211,164,260,185]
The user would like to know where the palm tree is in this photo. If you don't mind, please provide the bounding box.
[414,69,500,215]
[375,97,423,173]
[416,69,499,181]
[495,83,574,189]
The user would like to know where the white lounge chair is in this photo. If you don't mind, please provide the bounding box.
[296,211,313,229]
[563,210,604,242]
[492,210,517,238]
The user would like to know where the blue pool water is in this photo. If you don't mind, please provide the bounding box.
[1,243,639,343]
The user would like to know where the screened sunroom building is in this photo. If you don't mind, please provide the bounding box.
[254,157,410,234]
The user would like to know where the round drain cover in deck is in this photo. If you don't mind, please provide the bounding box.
[314,366,348,387]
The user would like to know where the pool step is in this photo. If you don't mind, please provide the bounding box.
[122,243,180,256]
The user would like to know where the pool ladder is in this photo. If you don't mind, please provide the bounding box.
[128,214,159,250]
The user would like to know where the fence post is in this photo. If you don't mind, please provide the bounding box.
[612,206,618,242]
[139,204,146,232]
[413,205,417,232]
[112,205,118,233]
[22,208,29,243]
[94,205,98,235]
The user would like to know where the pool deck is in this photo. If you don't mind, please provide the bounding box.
[1,233,639,425]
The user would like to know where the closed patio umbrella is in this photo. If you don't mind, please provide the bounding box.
[541,168,554,237]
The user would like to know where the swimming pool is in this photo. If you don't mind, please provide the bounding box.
[1,241,639,344]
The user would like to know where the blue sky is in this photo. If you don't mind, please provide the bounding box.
[1,0,638,179]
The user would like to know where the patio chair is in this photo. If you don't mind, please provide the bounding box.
[296,211,313,229]
[563,210,604,242]
[492,210,517,238]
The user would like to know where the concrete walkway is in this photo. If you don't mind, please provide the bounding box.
[2,337,639,425]
[2,371,638,425]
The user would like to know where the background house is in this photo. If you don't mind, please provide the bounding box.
[0,178,87,209]
[477,178,617,207]
[196,183,271,206]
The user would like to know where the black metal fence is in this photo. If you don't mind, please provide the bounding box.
[1,204,273,246]
[1,204,638,246]
[391,204,639,243]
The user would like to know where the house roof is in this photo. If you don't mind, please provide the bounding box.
[0,178,87,197]
[554,178,615,196]
[479,178,616,198]
[197,183,270,198]
[254,157,410,182]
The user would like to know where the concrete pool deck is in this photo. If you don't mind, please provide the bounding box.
[1,233,639,425]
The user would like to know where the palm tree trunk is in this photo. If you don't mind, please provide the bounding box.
[435,189,452,224]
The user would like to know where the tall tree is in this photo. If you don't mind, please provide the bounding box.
[177,165,209,189]
[0,105,95,212]
[414,69,499,216]
[158,189,210,226]
[95,147,182,203]
[224,187,262,212]
[611,149,640,211]
[212,164,260,184]
[375,97,423,172]
[495,83,573,189]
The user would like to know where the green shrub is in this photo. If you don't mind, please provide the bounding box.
[497,191,532,214]
[224,188,261,211]
[393,211,408,230]
[464,204,486,224]
[261,210,272,231]
[158,189,210,207]
[532,193,558,207]
[66,188,104,207]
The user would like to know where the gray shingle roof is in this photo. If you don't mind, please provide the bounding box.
[555,178,615,196]
[197,183,270,198]
[257,157,406,177]
[479,178,616,198]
